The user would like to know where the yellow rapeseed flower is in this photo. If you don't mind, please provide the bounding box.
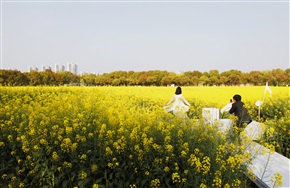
[231,179,241,187]
[33,145,40,151]
[79,154,87,162]
[2,174,7,180]
[166,144,173,153]
[63,161,72,168]
[7,135,13,141]
[71,143,78,152]
[150,178,161,187]
[0,142,5,147]
[164,135,171,143]
[105,147,113,155]
[164,166,170,172]
[39,138,48,145]
[224,183,230,188]
[201,156,211,175]
[172,172,181,183]
[60,138,72,153]
[52,151,59,161]
[11,176,17,182]
[88,132,94,138]
[19,182,25,188]
[200,183,207,188]
[78,170,87,180]
[91,164,98,173]
[66,127,73,134]
[107,162,113,168]
[271,173,283,187]
[212,176,222,187]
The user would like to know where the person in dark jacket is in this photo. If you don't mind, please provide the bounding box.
[229,94,252,127]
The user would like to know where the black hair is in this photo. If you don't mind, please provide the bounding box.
[233,94,242,101]
[175,87,182,95]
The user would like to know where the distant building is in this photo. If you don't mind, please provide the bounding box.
[28,63,77,74]
[67,63,77,74]
[28,66,38,72]
[55,64,60,72]
[41,65,51,71]
[55,64,65,72]
[60,65,65,71]
[67,63,72,72]
[72,64,77,74]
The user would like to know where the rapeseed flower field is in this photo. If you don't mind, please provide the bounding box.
[0,86,288,187]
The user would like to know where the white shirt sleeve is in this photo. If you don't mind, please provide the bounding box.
[221,103,232,113]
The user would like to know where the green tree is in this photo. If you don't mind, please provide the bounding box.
[112,78,121,86]
[146,76,157,86]
[41,69,57,85]
[199,75,209,86]
[246,71,264,85]
[261,70,275,86]
[27,70,43,86]
[219,76,228,86]
[221,70,242,86]
[192,70,202,78]
[0,70,28,86]
[82,73,97,85]
[208,70,220,86]
[161,75,174,86]
[271,68,288,86]
[180,75,191,86]
[191,76,199,86]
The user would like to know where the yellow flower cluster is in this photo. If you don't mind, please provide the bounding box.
[271,173,283,187]
[150,178,161,187]
[212,176,222,187]
[172,172,181,183]
[78,170,87,180]
[231,179,241,187]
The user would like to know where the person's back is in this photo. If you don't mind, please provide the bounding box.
[230,100,244,118]
[240,107,252,125]
[229,94,252,127]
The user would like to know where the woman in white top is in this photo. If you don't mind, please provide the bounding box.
[165,86,190,118]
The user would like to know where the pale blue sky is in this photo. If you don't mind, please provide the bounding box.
[1,0,289,74]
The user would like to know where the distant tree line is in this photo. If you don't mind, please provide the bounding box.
[0,68,289,86]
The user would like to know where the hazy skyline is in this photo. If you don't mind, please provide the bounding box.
[1,0,289,74]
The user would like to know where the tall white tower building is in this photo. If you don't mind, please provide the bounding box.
[55,64,60,72]
[67,63,72,72]
[60,65,65,71]
[67,63,77,74]
[72,64,77,74]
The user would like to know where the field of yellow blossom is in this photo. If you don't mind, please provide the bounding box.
[0,86,289,187]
